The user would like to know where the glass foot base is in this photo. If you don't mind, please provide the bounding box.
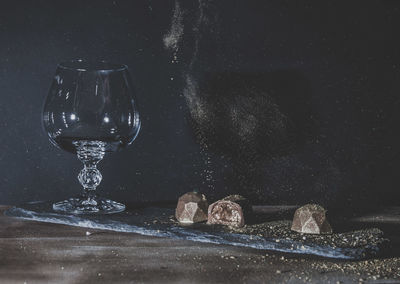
[53,196,125,215]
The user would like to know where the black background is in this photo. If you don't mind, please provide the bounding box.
[0,0,399,209]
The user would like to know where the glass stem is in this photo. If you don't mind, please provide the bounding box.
[75,141,106,202]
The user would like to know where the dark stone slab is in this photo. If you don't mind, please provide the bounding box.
[4,202,389,260]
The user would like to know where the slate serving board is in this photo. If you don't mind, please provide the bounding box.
[5,201,387,260]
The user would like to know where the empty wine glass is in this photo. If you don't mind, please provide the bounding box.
[42,60,141,214]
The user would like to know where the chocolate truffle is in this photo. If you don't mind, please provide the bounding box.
[175,192,208,223]
[208,195,251,227]
[291,204,333,234]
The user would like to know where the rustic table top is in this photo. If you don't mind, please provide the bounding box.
[1,205,399,284]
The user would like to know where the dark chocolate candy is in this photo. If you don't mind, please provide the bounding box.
[175,192,208,223]
[207,195,252,227]
[291,204,333,234]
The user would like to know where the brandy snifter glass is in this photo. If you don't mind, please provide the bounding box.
[42,60,141,214]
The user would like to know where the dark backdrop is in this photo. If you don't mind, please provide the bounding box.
[0,0,399,208]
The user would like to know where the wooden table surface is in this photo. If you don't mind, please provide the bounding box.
[0,205,399,284]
